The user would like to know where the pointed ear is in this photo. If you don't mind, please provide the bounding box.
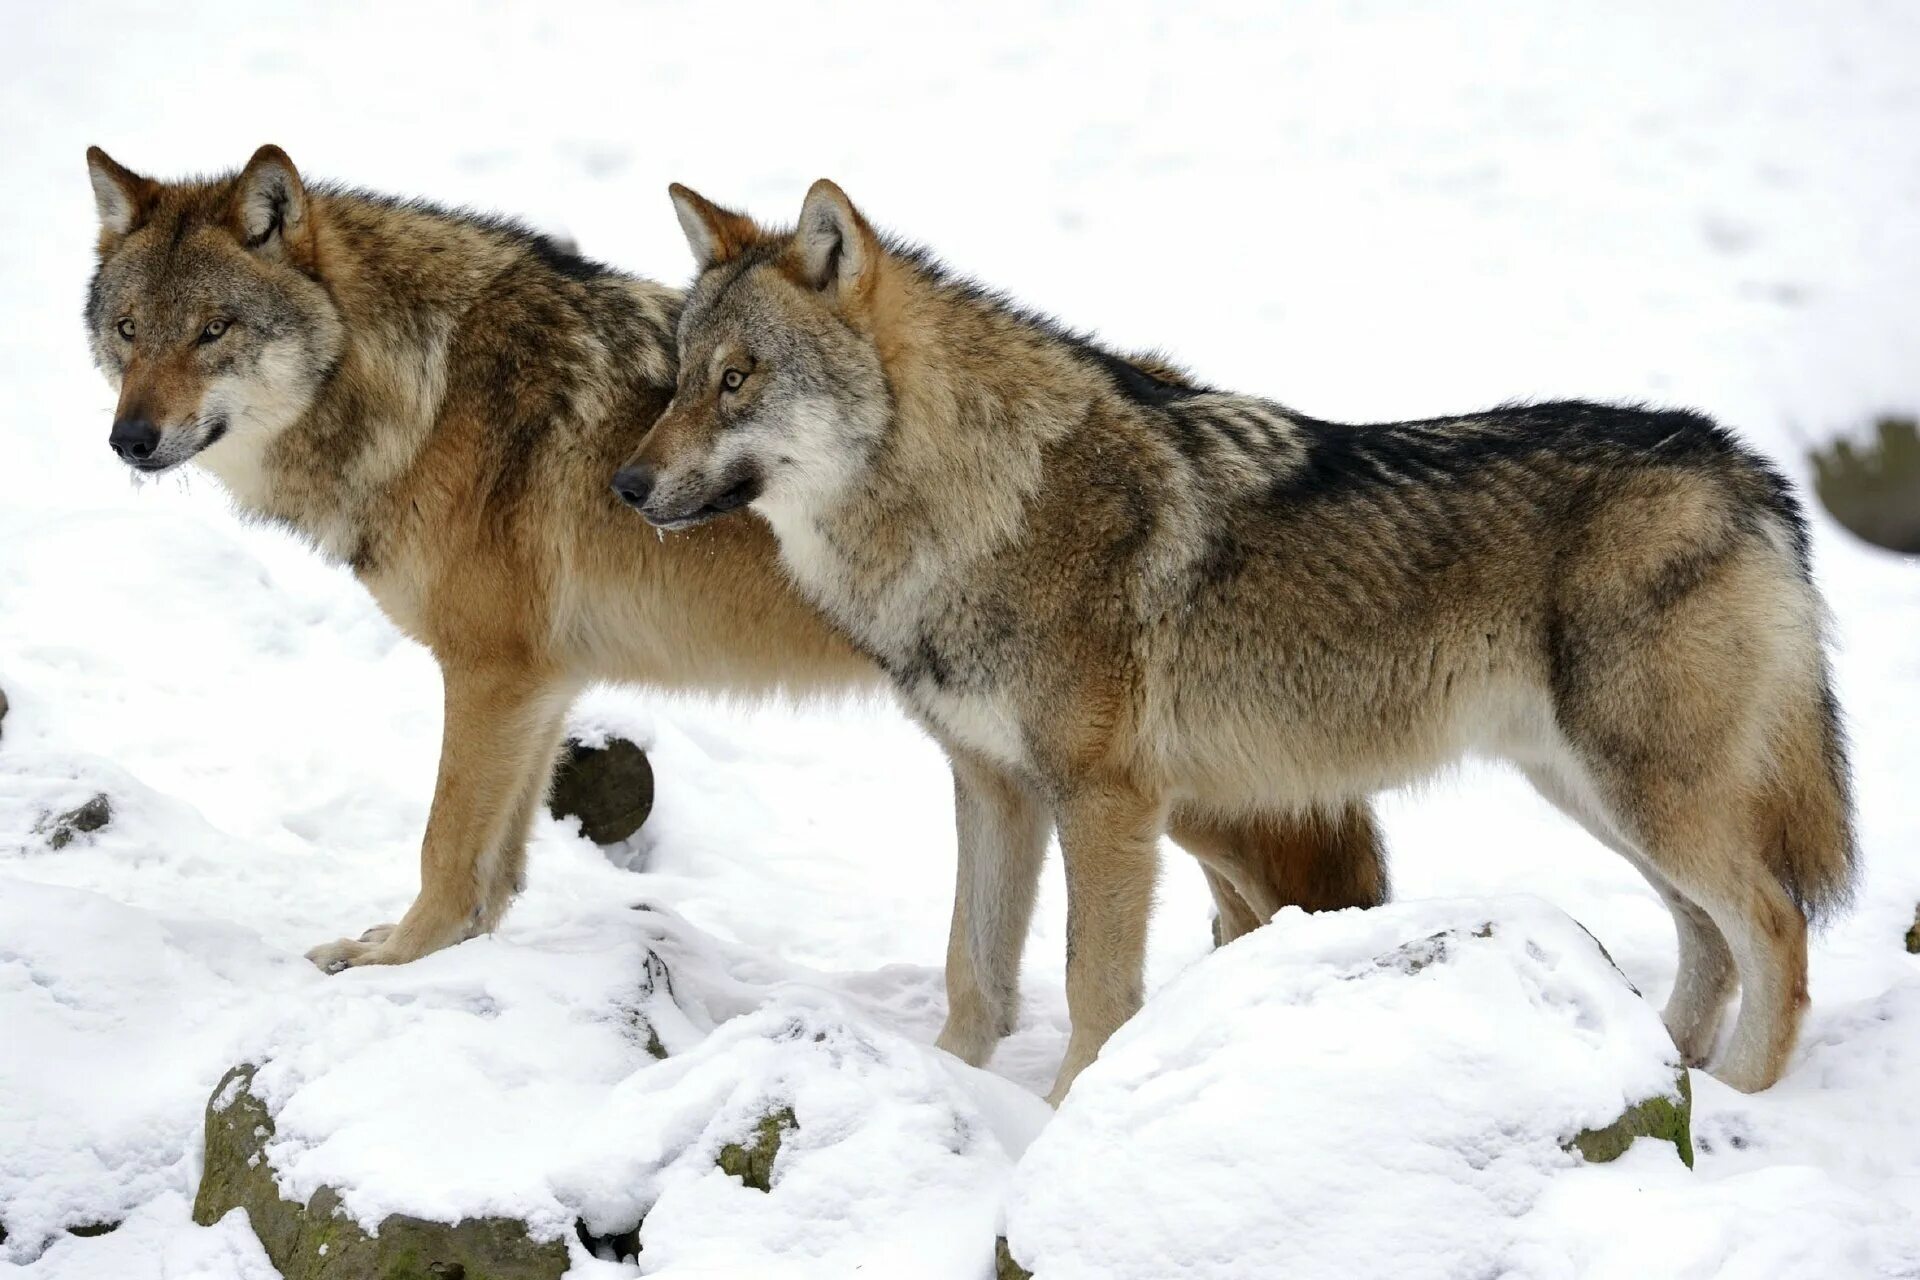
[794,180,878,298]
[86,146,156,239]
[231,145,314,265]
[668,183,760,272]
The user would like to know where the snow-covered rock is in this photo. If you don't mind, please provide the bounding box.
[1004,898,1692,1280]
[179,910,1050,1277]
[194,1064,570,1280]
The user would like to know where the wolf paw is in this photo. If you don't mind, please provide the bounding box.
[303,924,400,973]
[305,936,376,973]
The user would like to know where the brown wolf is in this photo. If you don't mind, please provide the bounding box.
[624,180,1856,1102]
[80,146,1386,987]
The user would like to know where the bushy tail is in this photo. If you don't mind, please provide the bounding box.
[1762,662,1858,925]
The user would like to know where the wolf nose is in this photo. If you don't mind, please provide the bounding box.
[611,464,656,511]
[109,416,160,462]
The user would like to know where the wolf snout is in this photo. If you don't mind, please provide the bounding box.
[612,463,762,530]
[611,463,656,511]
[108,415,161,464]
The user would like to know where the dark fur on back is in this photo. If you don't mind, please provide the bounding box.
[867,244,1813,580]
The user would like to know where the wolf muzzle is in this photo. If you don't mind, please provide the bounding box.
[108,413,228,473]
[611,463,762,530]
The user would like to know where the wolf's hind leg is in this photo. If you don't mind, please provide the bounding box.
[1649,881,1739,1065]
[306,663,575,972]
[1200,868,1262,947]
[1521,766,1735,1065]
[935,750,1049,1067]
[1170,802,1388,943]
[1634,802,1808,1093]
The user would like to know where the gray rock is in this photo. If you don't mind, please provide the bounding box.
[1812,417,1920,555]
[547,738,654,846]
[193,1065,569,1280]
[1906,905,1920,955]
[0,684,9,740]
[44,794,111,851]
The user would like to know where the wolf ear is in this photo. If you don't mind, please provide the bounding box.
[794,180,877,299]
[231,145,314,266]
[668,184,759,273]
[86,146,156,240]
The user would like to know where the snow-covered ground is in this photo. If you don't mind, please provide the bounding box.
[3,2,1919,1276]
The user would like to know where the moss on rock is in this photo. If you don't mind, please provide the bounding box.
[1811,416,1920,555]
[193,1065,569,1280]
[1570,1070,1693,1169]
[716,1108,797,1193]
[996,1236,1033,1280]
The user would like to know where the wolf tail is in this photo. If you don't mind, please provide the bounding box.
[1759,653,1858,925]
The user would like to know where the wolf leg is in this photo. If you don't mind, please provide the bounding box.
[473,703,571,936]
[1558,737,1805,1091]
[1048,783,1165,1106]
[1634,804,1808,1093]
[306,663,574,971]
[1521,765,1736,1065]
[1199,868,1263,947]
[1169,803,1388,942]
[935,750,1049,1067]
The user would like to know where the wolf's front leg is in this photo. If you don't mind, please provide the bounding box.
[306,663,575,972]
[934,750,1049,1066]
[1047,783,1165,1106]
[472,703,572,936]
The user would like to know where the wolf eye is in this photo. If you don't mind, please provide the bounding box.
[199,318,231,344]
[115,317,135,341]
[721,368,746,393]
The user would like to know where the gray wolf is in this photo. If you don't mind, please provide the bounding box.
[622,179,1855,1102]
[81,146,1386,984]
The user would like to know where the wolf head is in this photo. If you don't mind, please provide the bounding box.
[84,145,344,480]
[612,180,892,531]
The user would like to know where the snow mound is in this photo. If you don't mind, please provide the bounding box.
[1005,897,1690,1280]
[200,905,1049,1278]
[0,871,304,1263]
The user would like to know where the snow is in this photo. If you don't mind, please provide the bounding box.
[3,2,1920,1278]
[1008,898,1694,1280]
[227,907,1049,1275]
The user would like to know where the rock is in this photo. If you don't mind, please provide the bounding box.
[573,1220,641,1266]
[716,1108,797,1193]
[1906,905,1920,955]
[1811,416,1920,555]
[43,794,111,850]
[1571,1071,1694,1168]
[0,684,9,740]
[193,1065,569,1280]
[547,737,653,846]
[996,1237,1033,1280]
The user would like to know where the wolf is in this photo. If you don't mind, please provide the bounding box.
[80,146,1387,985]
[622,180,1857,1103]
